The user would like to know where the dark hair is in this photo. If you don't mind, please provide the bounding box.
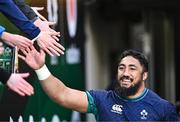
[118,49,149,72]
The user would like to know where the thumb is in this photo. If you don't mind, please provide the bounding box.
[32,7,44,11]
[19,73,30,78]
[48,21,56,26]
[48,31,60,36]
[40,49,45,57]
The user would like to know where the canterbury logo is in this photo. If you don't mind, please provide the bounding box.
[111,104,123,114]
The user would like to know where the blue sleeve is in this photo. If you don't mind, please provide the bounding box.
[164,102,180,121]
[13,0,38,22]
[86,91,98,114]
[0,25,6,38]
[0,0,40,39]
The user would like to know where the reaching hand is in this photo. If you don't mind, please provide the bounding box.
[34,19,60,41]
[0,42,4,55]
[34,18,56,31]
[19,45,45,70]
[1,32,33,49]
[31,7,48,21]
[37,31,65,56]
[6,73,34,96]
[31,7,64,56]
[34,18,60,41]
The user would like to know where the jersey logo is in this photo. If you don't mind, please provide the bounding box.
[140,109,148,120]
[111,104,123,114]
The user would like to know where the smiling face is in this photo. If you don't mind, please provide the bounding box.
[116,56,148,97]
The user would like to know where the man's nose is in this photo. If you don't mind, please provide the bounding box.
[123,68,130,76]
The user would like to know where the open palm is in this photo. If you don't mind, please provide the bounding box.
[19,46,45,70]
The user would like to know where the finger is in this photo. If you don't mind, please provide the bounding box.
[38,14,48,21]
[49,28,56,32]
[48,46,60,56]
[40,49,46,57]
[29,45,36,51]
[5,42,15,47]
[48,21,56,26]
[19,73,30,78]
[57,49,64,55]
[51,36,59,42]
[20,49,28,55]
[53,41,65,51]
[49,29,60,39]
[17,81,33,96]
[20,80,33,91]
[20,80,34,95]
[25,46,31,53]
[12,87,25,96]
[25,38,33,44]
[18,85,32,96]
[34,7,44,11]
[48,31,60,36]
[18,43,28,50]
[18,45,25,50]
[18,54,26,61]
[37,40,46,49]
[24,41,33,47]
[50,43,64,55]
[44,48,54,56]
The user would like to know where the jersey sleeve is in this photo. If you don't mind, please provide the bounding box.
[13,0,38,22]
[86,91,98,114]
[164,101,180,121]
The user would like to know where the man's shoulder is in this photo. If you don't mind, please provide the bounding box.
[146,89,173,107]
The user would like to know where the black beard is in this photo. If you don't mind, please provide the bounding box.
[115,79,142,97]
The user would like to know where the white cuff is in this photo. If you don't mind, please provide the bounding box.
[35,64,51,80]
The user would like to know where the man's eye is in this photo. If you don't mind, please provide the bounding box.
[130,67,136,70]
[118,67,124,70]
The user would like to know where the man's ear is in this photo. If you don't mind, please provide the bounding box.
[143,72,148,81]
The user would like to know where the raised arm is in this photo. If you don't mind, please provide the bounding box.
[19,46,88,112]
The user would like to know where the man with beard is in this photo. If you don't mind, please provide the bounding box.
[19,46,180,121]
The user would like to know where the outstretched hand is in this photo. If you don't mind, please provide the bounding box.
[31,7,64,56]
[7,73,34,96]
[1,32,33,50]
[19,45,45,70]
[37,31,65,56]
[34,19,59,41]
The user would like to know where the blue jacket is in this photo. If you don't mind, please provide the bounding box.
[0,25,5,38]
[13,0,38,22]
[0,0,40,39]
